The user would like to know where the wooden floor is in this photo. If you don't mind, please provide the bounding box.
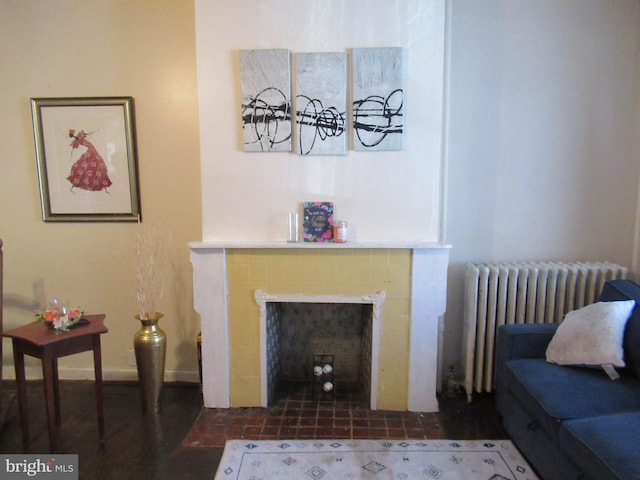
[0,381,507,479]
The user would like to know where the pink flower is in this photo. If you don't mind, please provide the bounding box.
[43,308,60,322]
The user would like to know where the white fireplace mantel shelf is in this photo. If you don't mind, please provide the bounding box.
[189,240,451,250]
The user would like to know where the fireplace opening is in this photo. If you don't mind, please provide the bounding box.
[265,302,373,407]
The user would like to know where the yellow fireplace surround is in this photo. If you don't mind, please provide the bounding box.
[227,248,411,409]
[190,241,449,412]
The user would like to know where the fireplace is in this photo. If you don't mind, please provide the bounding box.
[190,243,449,412]
[256,290,386,408]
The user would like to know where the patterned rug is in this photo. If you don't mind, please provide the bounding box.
[214,439,539,479]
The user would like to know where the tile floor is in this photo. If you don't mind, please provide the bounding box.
[0,381,508,479]
[182,383,444,448]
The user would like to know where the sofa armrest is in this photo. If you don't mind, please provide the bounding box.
[495,323,559,407]
[496,323,559,362]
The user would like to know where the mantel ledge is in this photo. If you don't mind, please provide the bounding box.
[189,240,451,250]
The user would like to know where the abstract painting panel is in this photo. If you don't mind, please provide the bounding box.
[240,49,292,152]
[352,47,404,151]
[295,52,347,156]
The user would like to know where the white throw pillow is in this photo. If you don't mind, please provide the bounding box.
[546,300,636,368]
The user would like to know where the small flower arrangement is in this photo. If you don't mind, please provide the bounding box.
[36,305,85,332]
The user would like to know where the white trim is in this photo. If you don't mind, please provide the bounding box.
[408,248,449,412]
[439,0,452,245]
[190,247,230,408]
[190,241,451,250]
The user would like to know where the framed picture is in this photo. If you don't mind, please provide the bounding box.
[240,49,292,152]
[352,47,404,151]
[31,97,141,222]
[295,52,347,155]
[303,201,334,242]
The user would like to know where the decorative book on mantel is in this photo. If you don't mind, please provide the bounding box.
[303,202,334,242]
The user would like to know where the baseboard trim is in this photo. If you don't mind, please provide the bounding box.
[2,366,200,384]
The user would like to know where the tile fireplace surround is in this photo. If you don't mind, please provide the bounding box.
[190,241,450,413]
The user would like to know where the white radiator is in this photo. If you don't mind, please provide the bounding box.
[462,261,627,402]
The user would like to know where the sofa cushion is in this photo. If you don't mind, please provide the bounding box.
[545,300,635,368]
[559,412,640,480]
[599,279,640,379]
[504,358,640,440]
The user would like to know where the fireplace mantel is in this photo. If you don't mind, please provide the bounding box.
[189,241,450,250]
[190,242,450,412]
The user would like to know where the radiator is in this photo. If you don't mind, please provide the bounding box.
[462,261,627,402]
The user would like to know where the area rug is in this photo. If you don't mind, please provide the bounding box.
[214,439,539,479]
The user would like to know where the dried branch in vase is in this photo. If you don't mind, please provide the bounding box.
[135,221,169,320]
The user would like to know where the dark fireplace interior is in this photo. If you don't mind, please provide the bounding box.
[265,302,373,406]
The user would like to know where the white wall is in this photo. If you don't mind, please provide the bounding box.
[195,0,446,242]
[444,0,640,376]
[192,0,640,386]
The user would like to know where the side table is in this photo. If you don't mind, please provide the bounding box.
[2,314,108,453]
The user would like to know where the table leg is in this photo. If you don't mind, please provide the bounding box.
[42,354,58,453]
[53,359,61,426]
[12,341,29,453]
[93,336,105,444]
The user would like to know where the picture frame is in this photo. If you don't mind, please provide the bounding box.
[303,201,334,242]
[240,49,293,152]
[31,97,141,222]
[295,52,347,155]
[352,47,404,151]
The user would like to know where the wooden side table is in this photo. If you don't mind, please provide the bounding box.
[2,314,108,453]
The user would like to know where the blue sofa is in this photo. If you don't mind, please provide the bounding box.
[496,279,640,480]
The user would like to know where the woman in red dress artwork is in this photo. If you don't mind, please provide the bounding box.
[67,129,112,192]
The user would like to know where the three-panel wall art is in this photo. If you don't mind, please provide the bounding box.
[240,47,404,155]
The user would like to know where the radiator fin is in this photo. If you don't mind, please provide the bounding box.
[462,261,627,402]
